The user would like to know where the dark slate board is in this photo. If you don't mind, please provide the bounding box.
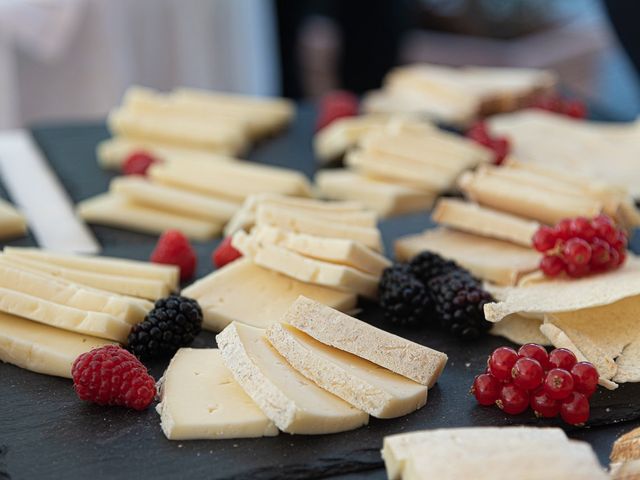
[1,106,639,480]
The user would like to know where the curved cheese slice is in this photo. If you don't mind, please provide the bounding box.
[216,322,368,434]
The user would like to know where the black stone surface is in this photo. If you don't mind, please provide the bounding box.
[0,107,639,480]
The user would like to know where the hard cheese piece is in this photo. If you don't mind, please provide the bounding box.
[181,259,357,332]
[285,296,447,387]
[313,114,392,161]
[217,322,368,434]
[77,194,222,241]
[432,198,540,247]
[233,235,379,298]
[0,198,27,240]
[395,227,540,286]
[157,348,278,440]
[0,287,131,342]
[110,176,238,223]
[266,323,427,418]
[315,170,435,217]
[4,246,179,289]
[0,312,114,378]
[489,314,551,346]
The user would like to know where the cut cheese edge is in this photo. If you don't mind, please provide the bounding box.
[313,114,393,161]
[216,322,368,434]
[0,198,27,240]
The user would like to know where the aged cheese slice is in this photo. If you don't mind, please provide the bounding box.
[0,312,114,378]
[181,259,357,332]
[284,296,447,387]
[216,322,369,434]
[110,176,238,223]
[0,198,27,240]
[315,170,436,217]
[383,426,569,480]
[395,228,540,286]
[0,287,130,342]
[0,254,170,300]
[232,233,379,298]
[157,348,278,440]
[489,314,551,346]
[78,193,222,241]
[266,323,427,418]
[313,114,392,161]
[256,203,383,252]
[432,198,539,247]
[4,246,179,289]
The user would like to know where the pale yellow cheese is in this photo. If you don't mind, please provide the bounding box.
[77,193,222,241]
[0,312,114,378]
[284,296,448,387]
[156,348,278,440]
[313,114,392,161]
[181,259,357,332]
[266,323,427,418]
[0,198,27,240]
[216,322,369,434]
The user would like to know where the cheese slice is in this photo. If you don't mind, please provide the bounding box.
[315,170,435,217]
[4,246,179,289]
[216,322,369,434]
[313,114,392,161]
[432,198,539,247]
[0,198,27,240]
[0,312,114,378]
[256,204,383,252]
[266,323,427,418]
[0,254,170,300]
[181,259,357,332]
[284,296,447,387]
[395,228,540,286]
[110,176,238,223]
[78,193,222,241]
[232,234,379,298]
[0,287,131,342]
[156,348,278,440]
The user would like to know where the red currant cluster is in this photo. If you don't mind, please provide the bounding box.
[315,90,359,131]
[472,344,598,425]
[532,215,628,278]
[528,94,587,119]
[466,121,510,166]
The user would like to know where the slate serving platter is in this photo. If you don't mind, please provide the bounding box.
[1,105,639,480]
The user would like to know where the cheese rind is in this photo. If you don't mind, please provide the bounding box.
[284,296,447,387]
[0,312,114,378]
[216,322,369,434]
[157,348,278,440]
[266,323,427,418]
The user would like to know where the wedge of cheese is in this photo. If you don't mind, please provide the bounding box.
[315,170,436,217]
[232,234,379,298]
[284,296,447,387]
[78,194,222,241]
[216,322,368,434]
[395,228,540,286]
[0,312,114,378]
[181,259,357,332]
[110,176,238,223]
[157,348,278,440]
[266,323,427,418]
[432,198,539,247]
[0,198,27,240]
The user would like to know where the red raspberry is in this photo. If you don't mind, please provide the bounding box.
[150,230,196,280]
[471,373,501,406]
[561,392,590,425]
[212,236,242,269]
[72,345,156,411]
[122,151,158,176]
[315,90,359,131]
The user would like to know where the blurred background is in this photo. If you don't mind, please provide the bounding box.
[1,0,639,129]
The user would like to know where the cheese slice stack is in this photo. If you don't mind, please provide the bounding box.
[0,198,27,240]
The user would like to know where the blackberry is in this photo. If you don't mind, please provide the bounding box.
[428,270,493,340]
[379,264,431,327]
[410,251,460,284]
[127,295,203,359]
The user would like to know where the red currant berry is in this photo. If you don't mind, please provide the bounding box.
[607,247,621,269]
[617,249,627,267]
[511,357,544,391]
[566,262,591,278]
[554,219,573,241]
[544,368,575,400]
[560,392,590,425]
[563,100,587,119]
[496,383,529,415]
[571,362,599,397]
[122,151,158,176]
[530,387,561,418]
[471,373,501,406]
[491,137,510,166]
[589,238,611,270]
[569,217,596,241]
[518,343,549,371]
[540,255,566,277]
[488,347,519,382]
[466,122,491,145]
[532,226,558,252]
[563,238,592,266]
[611,231,628,253]
[548,348,577,370]
[592,215,617,244]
